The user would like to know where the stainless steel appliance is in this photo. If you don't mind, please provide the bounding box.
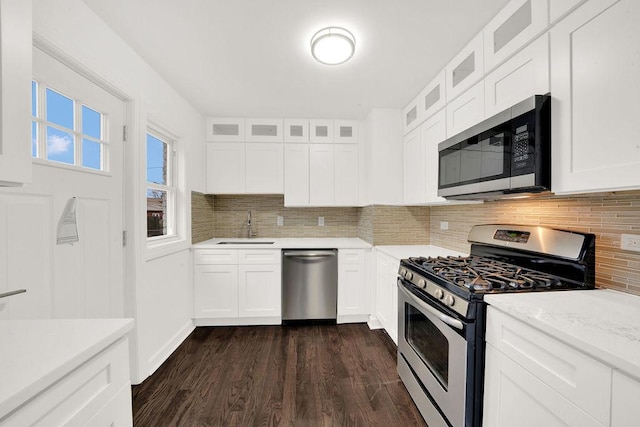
[282,249,338,321]
[397,224,595,427]
[438,94,551,200]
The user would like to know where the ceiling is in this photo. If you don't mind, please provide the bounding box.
[83,0,510,119]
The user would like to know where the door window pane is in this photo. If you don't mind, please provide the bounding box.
[31,81,37,117]
[147,134,167,185]
[82,105,101,139]
[46,88,74,130]
[46,126,75,164]
[32,122,38,158]
[82,138,101,170]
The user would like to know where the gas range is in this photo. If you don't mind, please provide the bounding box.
[396,224,596,427]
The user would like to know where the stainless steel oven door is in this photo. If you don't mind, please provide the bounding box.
[398,281,468,427]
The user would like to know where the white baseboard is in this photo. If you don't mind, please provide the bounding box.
[194,316,281,327]
[367,315,383,330]
[337,314,370,324]
[145,320,195,379]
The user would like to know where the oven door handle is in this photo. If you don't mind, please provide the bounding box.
[399,284,464,331]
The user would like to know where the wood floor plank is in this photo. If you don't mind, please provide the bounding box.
[132,324,427,427]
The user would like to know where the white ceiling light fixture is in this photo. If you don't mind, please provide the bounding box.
[310,26,356,65]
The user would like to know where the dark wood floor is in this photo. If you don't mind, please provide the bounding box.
[132,324,427,426]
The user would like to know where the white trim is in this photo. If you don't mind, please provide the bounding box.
[194,317,282,327]
[143,320,195,382]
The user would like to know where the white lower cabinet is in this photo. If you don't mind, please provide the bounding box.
[612,371,640,426]
[194,249,281,325]
[374,251,399,343]
[484,306,619,427]
[337,249,369,323]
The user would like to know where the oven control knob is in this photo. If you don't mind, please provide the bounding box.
[444,295,455,307]
[434,289,444,299]
[405,271,413,280]
[399,268,406,277]
[417,279,426,289]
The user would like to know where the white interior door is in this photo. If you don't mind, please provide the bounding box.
[0,46,125,319]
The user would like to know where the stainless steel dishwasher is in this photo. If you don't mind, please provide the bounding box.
[282,249,338,321]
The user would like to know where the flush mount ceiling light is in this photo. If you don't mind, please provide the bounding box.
[310,27,356,65]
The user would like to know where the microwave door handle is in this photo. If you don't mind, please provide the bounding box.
[398,284,464,331]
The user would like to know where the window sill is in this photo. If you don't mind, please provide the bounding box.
[145,235,190,261]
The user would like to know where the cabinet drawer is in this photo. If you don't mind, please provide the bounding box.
[486,307,611,424]
[2,338,131,426]
[339,249,365,264]
[194,249,238,265]
[238,249,281,265]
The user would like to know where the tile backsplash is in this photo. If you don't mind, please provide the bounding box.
[430,191,640,295]
[191,192,215,243]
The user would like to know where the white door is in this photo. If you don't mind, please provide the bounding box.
[0,47,126,319]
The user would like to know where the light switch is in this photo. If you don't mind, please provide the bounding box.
[318,216,325,227]
[277,216,283,226]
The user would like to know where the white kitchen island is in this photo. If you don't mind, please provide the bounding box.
[0,318,134,426]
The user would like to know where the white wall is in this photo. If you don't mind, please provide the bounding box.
[27,0,206,383]
[363,109,404,205]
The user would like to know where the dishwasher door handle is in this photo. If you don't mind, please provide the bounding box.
[283,251,337,257]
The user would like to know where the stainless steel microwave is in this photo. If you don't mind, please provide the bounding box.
[438,94,550,200]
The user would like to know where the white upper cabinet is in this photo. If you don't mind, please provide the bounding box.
[245,143,283,193]
[445,33,484,102]
[484,33,549,117]
[309,119,334,143]
[334,144,358,205]
[206,143,246,193]
[333,120,359,144]
[446,80,485,137]
[483,0,549,72]
[284,118,309,143]
[403,127,425,204]
[549,0,588,24]
[245,118,283,142]
[283,144,310,206]
[419,70,446,121]
[551,0,640,194]
[0,0,32,186]
[422,109,448,204]
[402,92,423,135]
[309,144,334,205]
[206,118,245,142]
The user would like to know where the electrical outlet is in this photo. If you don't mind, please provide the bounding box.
[440,221,449,230]
[277,216,283,226]
[621,234,640,252]
[318,216,325,227]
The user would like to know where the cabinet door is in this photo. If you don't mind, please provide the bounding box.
[194,265,238,318]
[446,80,485,137]
[445,33,484,102]
[374,253,391,330]
[549,0,587,24]
[284,118,309,143]
[334,144,358,206]
[245,118,283,142]
[483,0,549,72]
[422,109,448,204]
[419,70,446,121]
[206,143,245,194]
[309,144,334,205]
[283,144,309,206]
[238,264,281,318]
[612,371,640,427]
[0,0,32,186]
[402,92,422,135]
[485,34,549,117]
[483,344,605,427]
[206,117,245,142]
[403,127,425,204]
[337,250,367,317]
[333,120,359,143]
[245,142,283,193]
[388,257,399,344]
[309,119,334,143]
[551,0,640,194]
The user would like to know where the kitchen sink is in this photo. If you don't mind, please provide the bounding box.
[216,241,275,245]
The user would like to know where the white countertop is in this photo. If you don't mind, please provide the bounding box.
[485,289,640,379]
[0,318,134,419]
[375,245,467,260]
[193,237,372,249]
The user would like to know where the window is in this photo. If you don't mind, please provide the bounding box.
[146,130,176,238]
[31,80,107,170]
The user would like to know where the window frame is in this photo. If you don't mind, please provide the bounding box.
[146,126,178,242]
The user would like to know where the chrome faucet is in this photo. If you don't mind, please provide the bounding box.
[246,210,256,238]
